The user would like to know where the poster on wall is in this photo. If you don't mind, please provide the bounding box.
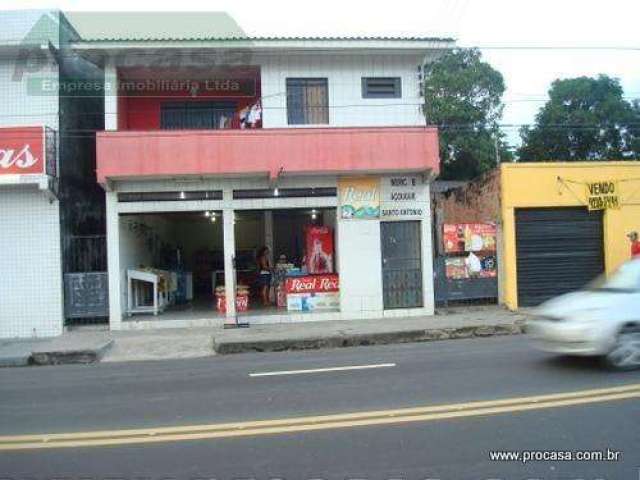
[443,223,497,253]
[338,177,380,219]
[445,253,497,279]
[380,175,429,220]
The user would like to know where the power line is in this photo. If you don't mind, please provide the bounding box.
[1,122,639,141]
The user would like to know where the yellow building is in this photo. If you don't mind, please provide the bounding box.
[501,162,640,310]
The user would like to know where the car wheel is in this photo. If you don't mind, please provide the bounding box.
[605,326,640,371]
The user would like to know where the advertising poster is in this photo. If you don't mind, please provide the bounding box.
[338,177,380,219]
[285,274,339,311]
[445,254,497,279]
[304,226,334,274]
[443,223,497,253]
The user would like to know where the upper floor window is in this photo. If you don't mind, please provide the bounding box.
[362,77,402,99]
[160,101,237,130]
[286,78,329,125]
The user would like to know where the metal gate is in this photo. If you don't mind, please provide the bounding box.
[63,235,109,323]
[381,221,423,309]
[515,207,604,307]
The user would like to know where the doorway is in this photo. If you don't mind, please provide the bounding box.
[381,221,423,309]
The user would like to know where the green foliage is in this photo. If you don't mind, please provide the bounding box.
[518,75,639,161]
[423,48,508,180]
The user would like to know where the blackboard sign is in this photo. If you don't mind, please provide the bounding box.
[64,273,109,319]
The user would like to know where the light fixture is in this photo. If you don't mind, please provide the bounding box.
[311,209,317,220]
[205,211,210,217]
[273,187,279,197]
[211,215,217,223]
[179,191,186,200]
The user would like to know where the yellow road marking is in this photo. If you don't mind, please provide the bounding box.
[1,383,639,451]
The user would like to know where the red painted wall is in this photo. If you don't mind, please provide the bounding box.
[119,76,261,130]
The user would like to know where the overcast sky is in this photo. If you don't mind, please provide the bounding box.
[4,0,639,147]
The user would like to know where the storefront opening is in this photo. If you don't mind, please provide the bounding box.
[118,211,224,321]
[232,208,339,318]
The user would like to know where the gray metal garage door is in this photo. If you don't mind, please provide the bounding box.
[515,207,604,307]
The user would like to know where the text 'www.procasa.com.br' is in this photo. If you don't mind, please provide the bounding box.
[489,448,622,464]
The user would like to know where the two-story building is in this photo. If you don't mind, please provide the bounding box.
[69,12,454,329]
[2,11,454,336]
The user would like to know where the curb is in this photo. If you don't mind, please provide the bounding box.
[213,323,524,355]
[30,339,115,366]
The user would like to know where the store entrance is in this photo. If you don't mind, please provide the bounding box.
[119,211,224,321]
[381,221,423,309]
[232,208,339,317]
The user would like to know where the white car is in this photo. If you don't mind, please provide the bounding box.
[526,258,640,370]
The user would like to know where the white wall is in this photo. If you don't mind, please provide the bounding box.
[337,218,384,314]
[0,187,63,338]
[260,53,425,128]
[0,54,63,338]
[0,57,59,131]
[118,214,173,312]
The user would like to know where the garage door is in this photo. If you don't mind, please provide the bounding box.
[515,207,604,307]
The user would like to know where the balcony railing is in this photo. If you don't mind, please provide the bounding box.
[96,126,440,183]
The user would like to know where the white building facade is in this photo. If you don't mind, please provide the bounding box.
[0,11,63,338]
[84,33,452,330]
[0,10,105,338]
[1,11,454,336]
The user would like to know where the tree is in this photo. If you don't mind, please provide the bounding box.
[423,48,509,180]
[518,75,639,161]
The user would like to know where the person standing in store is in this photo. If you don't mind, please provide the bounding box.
[256,246,273,306]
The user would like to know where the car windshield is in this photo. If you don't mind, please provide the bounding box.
[588,260,640,291]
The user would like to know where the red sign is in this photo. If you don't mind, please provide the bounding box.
[443,223,497,253]
[0,127,45,175]
[285,274,340,294]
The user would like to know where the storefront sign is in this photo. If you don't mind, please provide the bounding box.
[380,175,428,219]
[0,127,45,176]
[586,181,620,211]
[285,274,339,294]
[285,274,340,312]
[338,177,380,219]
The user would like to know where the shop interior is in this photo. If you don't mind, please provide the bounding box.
[119,208,339,321]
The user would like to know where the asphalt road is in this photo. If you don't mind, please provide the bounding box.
[1,336,639,479]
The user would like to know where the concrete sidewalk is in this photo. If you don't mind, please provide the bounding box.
[212,306,528,354]
[0,306,529,366]
[0,335,113,367]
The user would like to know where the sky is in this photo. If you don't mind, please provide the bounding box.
[3,0,639,147]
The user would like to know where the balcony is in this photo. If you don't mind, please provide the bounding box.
[96,126,440,184]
